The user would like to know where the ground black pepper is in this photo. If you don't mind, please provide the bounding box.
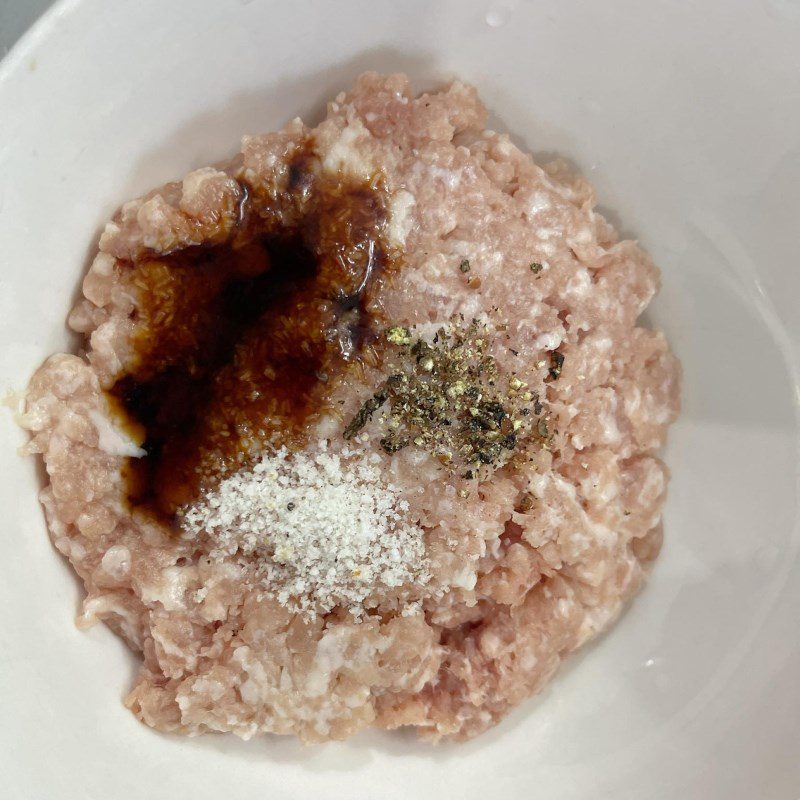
[344,319,554,473]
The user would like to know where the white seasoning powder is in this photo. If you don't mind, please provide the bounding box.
[179,441,429,618]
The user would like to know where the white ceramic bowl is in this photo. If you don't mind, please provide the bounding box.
[1,2,798,798]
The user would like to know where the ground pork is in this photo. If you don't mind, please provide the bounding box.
[22,72,680,743]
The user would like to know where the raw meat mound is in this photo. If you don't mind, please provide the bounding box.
[22,73,680,743]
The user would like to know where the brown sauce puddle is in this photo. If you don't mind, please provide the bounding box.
[110,145,391,521]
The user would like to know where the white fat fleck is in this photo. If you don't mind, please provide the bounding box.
[587,517,618,547]
[233,647,269,705]
[78,593,142,647]
[487,535,504,560]
[321,118,373,179]
[88,409,145,457]
[526,190,553,216]
[428,165,463,190]
[486,251,504,268]
[99,221,121,246]
[653,405,672,424]
[520,652,538,671]
[494,137,514,156]
[305,627,351,697]
[192,677,227,701]
[418,254,449,280]
[528,472,551,496]
[155,631,197,666]
[557,598,573,617]
[136,196,169,230]
[600,406,622,444]
[551,474,582,502]
[91,252,115,276]
[45,359,86,396]
[101,545,131,578]
[449,239,498,263]
[139,566,191,611]
[387,190,416,246]
[564,529,592,558]
[577,601,620,644]
[193,587,208,603]
[564,267,592,300]
[180,167,234,211]
[409,320,449,342]
[639,462,666,504]
[313,414,342,440]
[401,600,423,617]
[19,398,49,432]
[593,336,613,352]
[570,227,594,245]
[624,385,642,416]
[581,475,619,506]
[532,331,563,351]
[69,540,87,560]
[455,292,484,319]
[450,563,477,590]
[480,630,503,657]
[181,166,219,197]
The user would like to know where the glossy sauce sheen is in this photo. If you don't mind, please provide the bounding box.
[111,148,390,518]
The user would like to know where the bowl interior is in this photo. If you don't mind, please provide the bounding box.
[0,1,798,798]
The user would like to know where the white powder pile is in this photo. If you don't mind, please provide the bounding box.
[179,441,430,618]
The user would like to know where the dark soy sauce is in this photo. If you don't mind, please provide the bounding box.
[110,146,390,519]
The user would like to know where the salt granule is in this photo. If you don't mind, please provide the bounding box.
[180,441,430,618]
